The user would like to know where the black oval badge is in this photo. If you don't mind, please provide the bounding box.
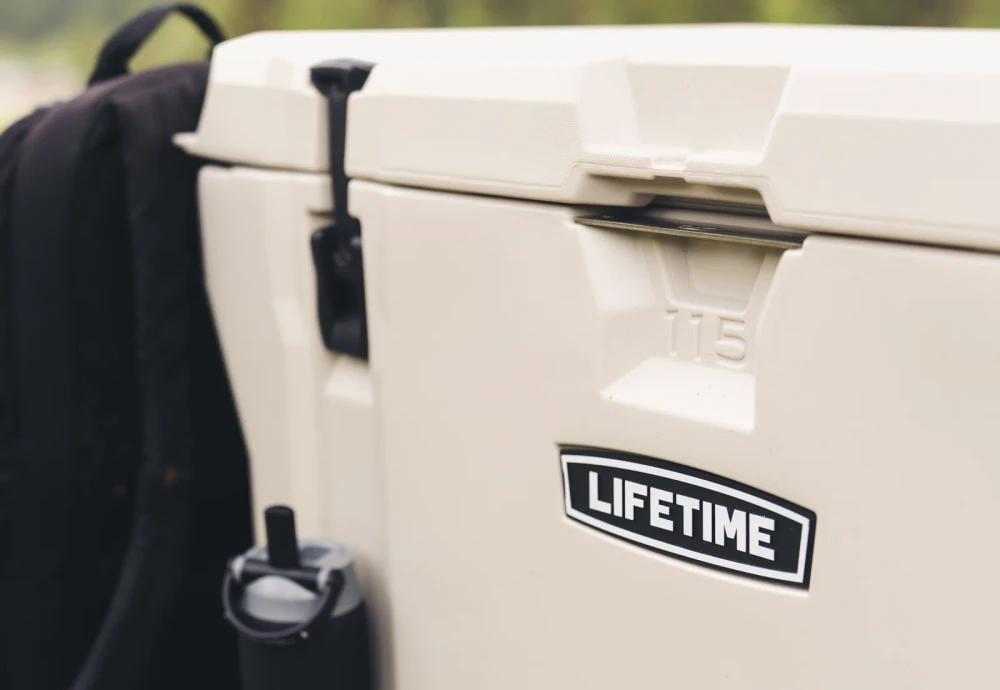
[561,448,816,588]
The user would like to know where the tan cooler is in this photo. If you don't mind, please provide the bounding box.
[178,24,1000,689]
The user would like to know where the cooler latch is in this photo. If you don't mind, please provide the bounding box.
[309,59,373,360]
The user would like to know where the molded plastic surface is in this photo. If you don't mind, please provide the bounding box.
[182,24,1000,250]
[191,24,1000,690]
[198,156,1000,690]
[352,180,1000,689]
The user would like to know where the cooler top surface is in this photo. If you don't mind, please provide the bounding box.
[204,24,1000,82]
[181,24,1000,250]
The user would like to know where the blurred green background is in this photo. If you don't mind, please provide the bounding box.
[2,0,999,125]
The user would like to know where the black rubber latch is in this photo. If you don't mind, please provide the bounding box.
[309,59,373,360]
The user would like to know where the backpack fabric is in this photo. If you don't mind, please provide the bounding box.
[0,105,51,571]
[0,6,252,690]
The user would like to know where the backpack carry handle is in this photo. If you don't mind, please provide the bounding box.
[88,3,225,86]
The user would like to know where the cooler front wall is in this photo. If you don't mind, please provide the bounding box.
[352,180,1000,690]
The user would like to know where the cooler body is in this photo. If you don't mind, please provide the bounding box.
[180,25,1000,689]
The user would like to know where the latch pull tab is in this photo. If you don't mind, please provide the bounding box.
[310,59,373,360]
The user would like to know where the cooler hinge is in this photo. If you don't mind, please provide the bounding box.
[309,59,373,360]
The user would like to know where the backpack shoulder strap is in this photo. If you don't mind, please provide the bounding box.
[71,61,251,690]
[5,76,133,690]
[0,104,55,687]
[0,106,52,445]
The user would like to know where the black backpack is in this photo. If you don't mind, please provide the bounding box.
[0,5,252,690]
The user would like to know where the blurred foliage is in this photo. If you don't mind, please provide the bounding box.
[1,0,999,80]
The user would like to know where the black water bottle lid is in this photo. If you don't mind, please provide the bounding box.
[224,505,361,644]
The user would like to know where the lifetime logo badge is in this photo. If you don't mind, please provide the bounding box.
[561,448,816,588]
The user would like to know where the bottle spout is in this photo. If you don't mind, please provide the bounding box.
[264,505,300,570]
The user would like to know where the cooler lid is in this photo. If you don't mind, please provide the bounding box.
[179,25,1000,249]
